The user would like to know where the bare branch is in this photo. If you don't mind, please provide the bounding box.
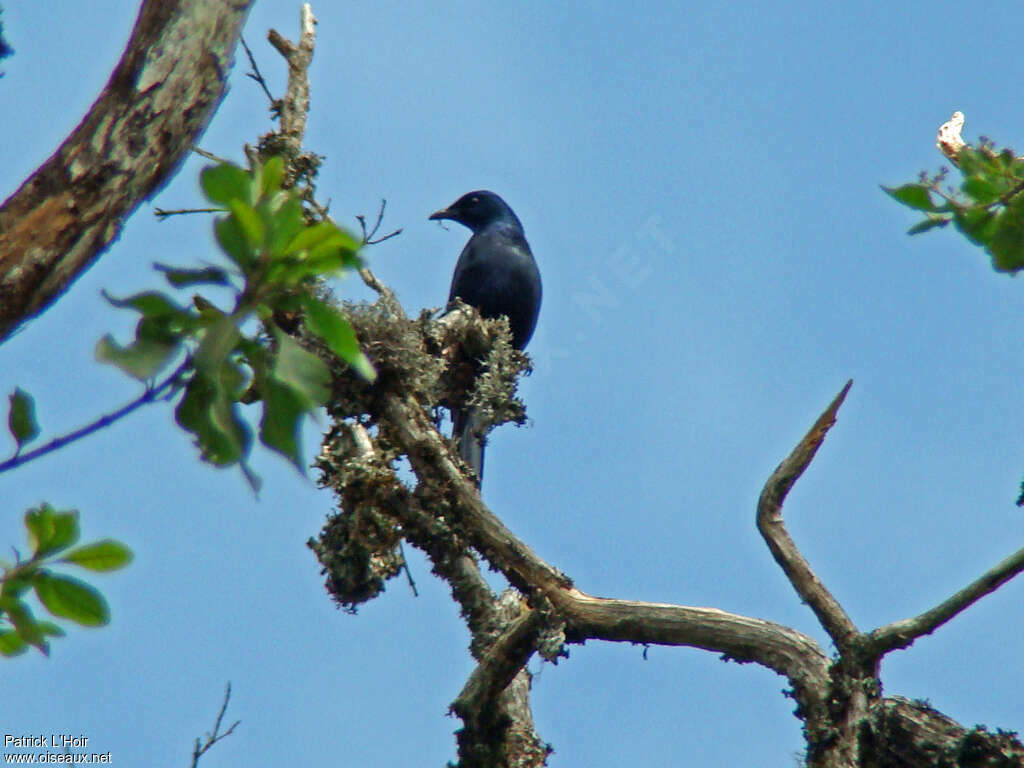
[0,0,253,343]
[757,380,860,650]
[190,683,240,768]
[357,200,403,245]
[267,3,316,158]
[240,36,276,106]
[190,146,232,165]
[377,389,831,713]
[563,590,830,686]
[867,544,1024,656]
[154,207,224,220]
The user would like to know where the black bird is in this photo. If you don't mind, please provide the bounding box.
[429,190,542,484]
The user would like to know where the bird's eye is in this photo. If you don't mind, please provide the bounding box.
[469,196,479,204]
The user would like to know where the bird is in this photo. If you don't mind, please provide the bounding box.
[429,190,542,485]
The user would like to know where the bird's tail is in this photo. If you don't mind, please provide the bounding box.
[453,406,485,486]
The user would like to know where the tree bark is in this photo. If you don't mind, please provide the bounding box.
[0,0,253,343]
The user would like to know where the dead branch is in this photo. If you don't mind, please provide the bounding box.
[190,683,240,768]
[0,0,253,343]
[867,543,1024,656]
[267,3,316,158]
[372,386,834,718]
[757,380,860,651]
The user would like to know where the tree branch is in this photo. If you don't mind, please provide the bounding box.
[867,543,1024,656]
[0,0,253,343]
[376,389,831,714]
[190,682,240,768]
[267,3,316,158]
[451,599,542,722]
[757,380,860,651]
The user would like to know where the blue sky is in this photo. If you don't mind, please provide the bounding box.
[2,1,1023,765]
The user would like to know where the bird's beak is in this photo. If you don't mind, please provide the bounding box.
[429,207,452,221]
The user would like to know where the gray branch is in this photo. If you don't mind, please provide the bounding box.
[757,380,861,651]
[867,544,1024,656]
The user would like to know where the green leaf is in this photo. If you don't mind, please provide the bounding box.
[61,540,133,572]
[882,183,939,212]
[299,293,376,380]
[174,371,251,466]
[265,196,307,259]
[987,195,1024,273]
[154,263,231,288]
[259,156,286,197]
[38,621,66,638]
[254,328,331,468]
[258,377,307,467]
[962,176,1002,205]
[307,236,362,271]
[271,328,331,407]
[0,577,31,599]
[7,387,40,449]
[101,289,184,317]
[0,594,24,613]
[96,333,179,380]
[33,573,108,627]
[200,163,252,207]
[215,215,255,269]
[4,599,47,652]
[193,315,241,375]
[953,208,997,246]
[907,217,949,236]
[285,221,355,255]
[228,199,265,248]
[957,147,999,178]
[0,630,29,657]
[25,505,79,557]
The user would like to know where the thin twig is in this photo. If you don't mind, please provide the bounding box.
[154,207,224,220]
[190,146,231,165]
[190,683,241,768]
[0,359,191,475]
[240,36,276,106]
[368,228,402,245]
[357,199,402,245]
[398,540,419,597]
[867,544,1024,656]
[756,380,860,651]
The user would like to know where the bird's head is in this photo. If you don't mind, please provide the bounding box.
[429,190,522,232]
